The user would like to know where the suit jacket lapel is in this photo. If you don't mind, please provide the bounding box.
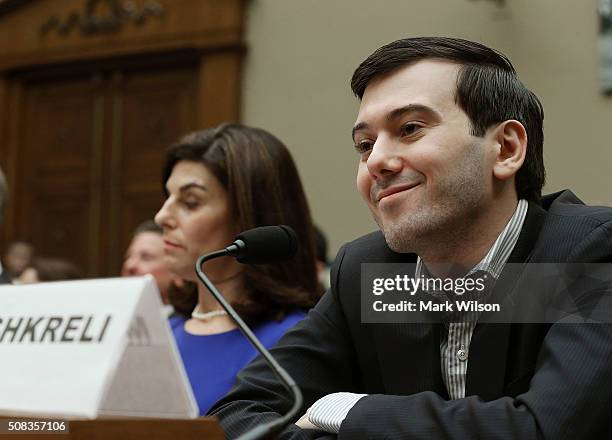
[373,322,448,398]
[465,202,547,399]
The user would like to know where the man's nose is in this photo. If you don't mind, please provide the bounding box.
[366,136,403,179]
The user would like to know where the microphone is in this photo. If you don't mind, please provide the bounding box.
[195,226,303,440]
[225,225,298,264]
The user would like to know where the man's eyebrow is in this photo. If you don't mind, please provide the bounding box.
[387,104,439,122]
[351,104,440,141]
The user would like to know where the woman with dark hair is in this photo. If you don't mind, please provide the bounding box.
[154,123,320,414]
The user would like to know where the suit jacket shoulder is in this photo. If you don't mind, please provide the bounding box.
[531,190,612,262]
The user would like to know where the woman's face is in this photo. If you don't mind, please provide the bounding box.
[154,161,237,281]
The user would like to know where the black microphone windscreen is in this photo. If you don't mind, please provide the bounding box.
[234,225,298,264]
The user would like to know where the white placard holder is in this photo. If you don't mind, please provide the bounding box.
[0,275,198,419]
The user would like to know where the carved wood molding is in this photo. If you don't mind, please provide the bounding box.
[39,0,165,37]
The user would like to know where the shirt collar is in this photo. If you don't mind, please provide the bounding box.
[415,199,528,280]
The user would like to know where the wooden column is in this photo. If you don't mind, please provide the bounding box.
[197,51,243,128]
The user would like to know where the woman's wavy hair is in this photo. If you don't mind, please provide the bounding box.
[162,123,321,325]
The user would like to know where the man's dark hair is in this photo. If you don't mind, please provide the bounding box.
[133,220,162,237]
[351,37,545,203]
[30,257,81,282]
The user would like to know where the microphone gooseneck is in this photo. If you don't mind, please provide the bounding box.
[195,226,303,440]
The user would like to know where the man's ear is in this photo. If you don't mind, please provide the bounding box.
[492,120,527,181]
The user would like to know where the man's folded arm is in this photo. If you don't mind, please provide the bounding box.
[336,321,612,440]
[207,260,362,439]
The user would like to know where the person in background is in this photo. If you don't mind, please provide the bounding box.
[0,166,9,284]
[121,220,183,315]
[17,257,81,283]
[154,123,321,415]
[2,240,35,280]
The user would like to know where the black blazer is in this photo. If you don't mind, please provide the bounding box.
[209,190,612,440]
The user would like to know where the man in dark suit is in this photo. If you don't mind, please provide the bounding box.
[209,37,612,439]
[0,166,11,284]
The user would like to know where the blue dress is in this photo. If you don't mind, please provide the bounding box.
[169,310,306,415]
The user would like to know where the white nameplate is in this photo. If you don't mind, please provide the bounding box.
[0,276,198,419]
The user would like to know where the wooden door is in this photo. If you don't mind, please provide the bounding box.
[111,64,198,275]
[11,58,199,276]
[15,72,102,275]
[0,0,244,277]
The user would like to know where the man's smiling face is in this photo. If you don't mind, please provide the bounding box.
[354,60,497,253]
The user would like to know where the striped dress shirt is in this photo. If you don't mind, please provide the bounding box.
[307,200,528,433]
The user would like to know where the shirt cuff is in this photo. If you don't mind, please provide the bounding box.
[307,392,367,433]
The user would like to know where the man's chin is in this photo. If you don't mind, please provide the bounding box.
[380,223,419,254]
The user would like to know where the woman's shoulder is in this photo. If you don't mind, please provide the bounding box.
[168,314,187,330]
[254,309,307,342]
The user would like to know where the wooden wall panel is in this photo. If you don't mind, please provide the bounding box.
[0,76,6,160]
[22,78,95,174]
[111,64,198,274]
[0,0,244,277]
[0,75,8,246]
[0,0,245,71]
[119,66,198,188]
[15,75,100,273]
[32,191,92,274]
[119,189,167,264]
[197,51,242,127]
[0,79,22,245]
